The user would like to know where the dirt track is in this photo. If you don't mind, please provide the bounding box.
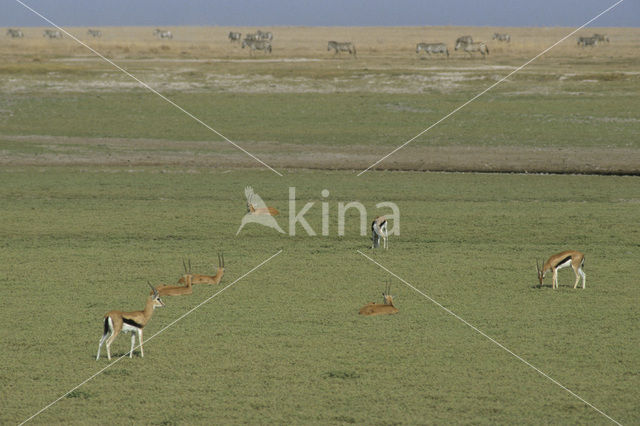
[1,135,638,175]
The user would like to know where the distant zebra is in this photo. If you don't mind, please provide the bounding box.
[228,31,241,42]
[327,41,356,57]
[592,33,609,43]
[256,30,273,41]
[244,33,259,41]
[455,35,473,48]
[455,40,489,58]
[153,29,173,39]
[492,33,510,42]
[6,28,24,38]
[87,29,102,38]
[416,42,448,57]
[577,36,598,47]
[43,29,62,39]
[242,39,272,55]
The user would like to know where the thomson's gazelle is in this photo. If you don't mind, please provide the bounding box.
[96,283,165,360]
[177,253,225,285]
[371,216,388,249]
[537,250,586,289]
[359,283,399,316]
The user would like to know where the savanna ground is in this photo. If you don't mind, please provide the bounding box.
[0,26,639,424]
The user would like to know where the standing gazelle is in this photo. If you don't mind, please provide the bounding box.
[359,283,399,316]
[371,216,388,249]
[537,250,586,289]
[96,283,165,360]
[178,253,225,285]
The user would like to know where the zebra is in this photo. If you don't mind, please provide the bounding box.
[455,35,473,48]
[43,29,62,39]
[228,31,241,42]
[256,30,273,41]
[87,29,102,38]
[416,42,449,57]
[592,33,609,43]
[242,39,272,55]
[244,33,259,41]
[492,33,510,42]
[327,41,356,57]
[153,29,173,39]
[577,36,598,47]
[7,28,24,38]
[455,40,489,58]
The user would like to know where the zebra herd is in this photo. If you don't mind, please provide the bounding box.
[5,28,613,56]
[578,33,610,47]
[416,35,490,58]
[229,30,274,55]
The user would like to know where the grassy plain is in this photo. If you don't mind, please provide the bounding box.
[0,25,639,424]
[0,168,639,425]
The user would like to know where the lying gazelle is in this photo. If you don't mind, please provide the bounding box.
[537,250,586,289]
[97,283,165,360]
[155,273,193,296]
[178,253,225,285]
[371,216,388,249]
[358,283,399,316]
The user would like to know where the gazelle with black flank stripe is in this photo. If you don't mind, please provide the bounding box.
[96,283,165,360]
[371,216,388,249]
[537,250,586,289]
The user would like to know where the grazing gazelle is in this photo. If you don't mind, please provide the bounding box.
[537,250,586,289]
[178,253,225,285]
[371,216,388,249]
[96,283,165,360]
[359,283,399,316]
[155,274,193,296]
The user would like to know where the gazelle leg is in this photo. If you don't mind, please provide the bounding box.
[552,270,558,289]
[97,332,108,360]
[579,268,586,289]
[129,333,136,358]
[105,330,119,361]
[139,330,144,358]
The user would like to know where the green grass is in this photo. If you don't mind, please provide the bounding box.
[0,167,638,424]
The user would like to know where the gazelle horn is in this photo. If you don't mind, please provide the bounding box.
[147,281,157,295]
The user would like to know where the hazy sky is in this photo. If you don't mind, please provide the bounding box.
[3,0,638,27]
